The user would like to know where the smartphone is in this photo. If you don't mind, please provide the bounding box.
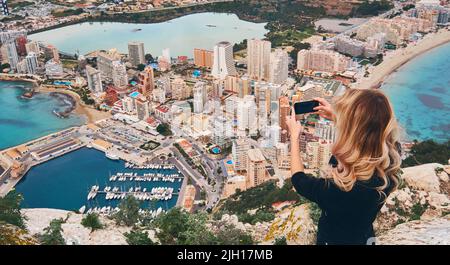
[294,100,319,116]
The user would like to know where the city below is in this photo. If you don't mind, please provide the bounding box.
[0,0,449,246]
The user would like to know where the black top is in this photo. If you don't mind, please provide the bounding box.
[291,157,393,245]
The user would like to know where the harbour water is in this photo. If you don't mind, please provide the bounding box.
[29,12,268,57]
[381,42,450,143]
[0,81,84,150]
[15,148,183,211]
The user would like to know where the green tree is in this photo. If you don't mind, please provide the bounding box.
[137,64,146,71]
[124,229,157,245]
[153,207,190,244]
[39,218,65,245]
[402,140,450,167]
[81,213,103,232]
[113,195,141,226]
[0,191,26,229]
[157,123,173,136]
[274,236,287,245]
[214,223,254,245]
[145,53,154,62]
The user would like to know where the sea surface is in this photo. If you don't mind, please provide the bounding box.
[15,148,182,211]
[0,81,84,150]
[29,12,268,57]
[381,42,450,143]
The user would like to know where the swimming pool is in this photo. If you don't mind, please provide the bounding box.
[211,147,221,154]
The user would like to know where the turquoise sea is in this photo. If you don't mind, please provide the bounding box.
[15,148,182,211]
[0,81,84,150]
[381,42,450,143]
[29,12,268,57]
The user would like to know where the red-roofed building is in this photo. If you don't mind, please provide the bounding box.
[155,105,170,121]
[16,36,27,56]
[104,86,119,106]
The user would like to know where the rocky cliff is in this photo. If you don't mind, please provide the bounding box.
[8,163,449,245]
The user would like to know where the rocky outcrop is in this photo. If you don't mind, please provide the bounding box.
[0,223,39,245]
[22,208,131,245]
[402,163,445,193]
[375,163,449,234]
[220,203,317,245]
[377,215,450,245]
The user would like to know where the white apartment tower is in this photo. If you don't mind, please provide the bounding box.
[86,65,103,94]
[211,41,237,79]
[6,41,18,71]
[247,38,271,81]
[112,60,128,89]
[232,138,251,172]
[25,52,38,74]
[193,81,208,113]
[128,42,145,67]
[269,48,289,85]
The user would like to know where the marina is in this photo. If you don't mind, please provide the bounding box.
[14,148,185,212]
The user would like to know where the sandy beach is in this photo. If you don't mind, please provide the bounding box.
[38,86,111,123]
[357,29,450,90]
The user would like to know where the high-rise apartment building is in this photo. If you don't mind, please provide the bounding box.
[136,97,150,121]
[15,35,27,56]
[269,48,289,85]
[236,95,257,134]
[25,41,40,55]
[211,41,237,79]
[279,96,290,143]
[86,65,103,94]
[247,38,271,81]
[97,50,121,81]
[297,49,350,73]
[25,52,38,74]
[193,48,214,68]
[138,66,154,98]
[193,81,208,113]
[111,60,128,89]
[232,138,251,172]
[45,44,59,62]
[6,41,19,71]
[246,148,267,188]
[171,77,191,100]
[128,42,145,67]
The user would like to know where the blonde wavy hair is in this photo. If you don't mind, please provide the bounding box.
[328,89,401,195]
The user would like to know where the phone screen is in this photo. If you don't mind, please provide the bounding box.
[294,100,319,115]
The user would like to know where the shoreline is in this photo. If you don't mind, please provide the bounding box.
[356,29,450,89]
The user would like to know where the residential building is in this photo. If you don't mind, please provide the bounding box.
[86,65,103,94]
[279,96,290,143]
[193,81,207,113]
[232,138,251,172]
[25,52,38,74]
[211,41,237,79]
[5,41,18,71]
[297,49,350,73]
[45,59,63,77]
[136,97,150,120]
[128,41,145,66]
[111,60,128,89]
[25,41,40,55]
[171,77,191,100]
[97,49,121,80]
[246,148,267,188]
[269,48,289,84]
[138,66,155,98]
[247,38,271,81]
[193,48,214,68]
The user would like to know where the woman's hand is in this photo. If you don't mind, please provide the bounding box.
[313,97,335,121]
[286,107,303,140]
